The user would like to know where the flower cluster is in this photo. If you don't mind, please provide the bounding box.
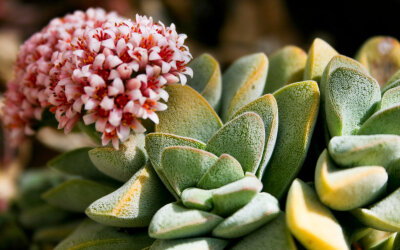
[2,8,192,149]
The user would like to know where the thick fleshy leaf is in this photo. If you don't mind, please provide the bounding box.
[86,164,173,227]
[221,53,268,121]
[212,174,263,217]
[89,134,147,182]
[187,54,222,109]
[42,179,115,212]
[55,219,153,250]
[206,112,265,174]
[150,237,228,250]
[380,86,400,111]
[325,67,381,136]
[262,81,319,199]
[303,38,338,82]
[47,147,112,181]
[231,212,296,250]
[358,105,400,135]
[356,36,400,87]
[156,84,222,142]
[212,192,279,238]
[17,169,66,209]
[315,150,387,211]
[328,135,400,168]
[197,154,244,190]
[232,94,278,178]
[360,229,396,250]
[33,221,81,243]
[146,133,206,198]
[382,69,400,93]
[19,204,71,229]
[320,55,369,103]
[162,146,218,196]
[181,188,214,211]
[335,212,372,243]
[264,45,307,93]
[148,202,223,239]
[387,158,400,192]
[286,179,349,250]
[352,187,400,232]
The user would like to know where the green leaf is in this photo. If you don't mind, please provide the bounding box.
[55,219,153,250]
[212,192,279,238]
[145,132,206,198]
[380,86,400,111]
[148,202,223,239]
[17,169,66,209]
[89,134,148,182]
[162,146,218,196]
[358,105,400,135]
[387,158,400,193]
[212,174,263,217]
[206,112,265,174]
[33,220,81,243]
[156,84,222,142]
[48,147,111,181]
[197,154,244,190]
[86,163,173,227]
[264,45,307,93]
[303,38,338,82]
[352,187,400,232]
[262,81,319,199]
[187,53,222,110]
[359,229,396,250]
[221,53,269,121]
[181,188,214,211]
[286,179,349,250]
[320,55,369,103]
[19,204,72,229]
[150,237,228,250]
[325,67,381,136]
[231,212,296,250]
[328,135,400,168]
[42,179,115,212]
[382,69,400,94]
[356,36,400,87]
[232,94,278,178]
[315,150,387,211]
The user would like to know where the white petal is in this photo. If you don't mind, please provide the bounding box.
[102,38,116,49]
[133,120,146,133]
[117,125,130,141]
[100,96,114,110]
[149,51,161,61]
[85,99,98,110]
[108,69,120,80]
[148,111,159,124]
[93,54,105,69]
[89,74,105,87]
[106,55,123,68]
[83,113,96,124]
[155,102,168,111]
[96,118,107,132]
[123,101,134,113]
[89,39,101,52]
[109,109,122,127]
[184,67,193,78]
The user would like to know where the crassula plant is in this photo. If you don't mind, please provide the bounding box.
[2,8,400,250]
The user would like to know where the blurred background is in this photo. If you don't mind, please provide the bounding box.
[0,0,399,216]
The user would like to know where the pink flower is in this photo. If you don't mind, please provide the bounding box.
[2,8,192,149]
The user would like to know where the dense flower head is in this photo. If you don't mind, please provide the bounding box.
[2,8,192,149]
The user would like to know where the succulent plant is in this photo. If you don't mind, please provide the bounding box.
[2,8,400,249]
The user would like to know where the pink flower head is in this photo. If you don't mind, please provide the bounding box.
[2,9,192,149]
